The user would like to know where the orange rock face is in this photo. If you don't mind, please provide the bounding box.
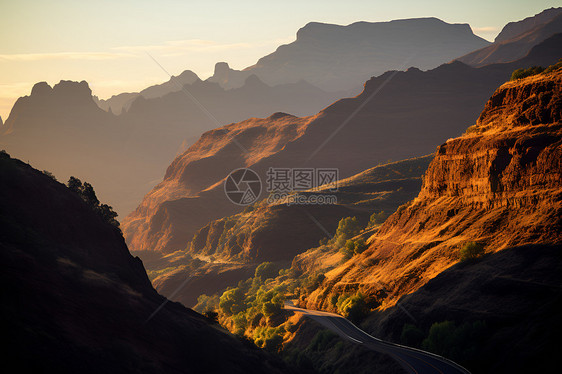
[305,69,562,311]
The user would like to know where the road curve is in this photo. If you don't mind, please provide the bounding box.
[284,301,471,374]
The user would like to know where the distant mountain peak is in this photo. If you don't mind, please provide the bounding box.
[268,112,295,120]
[495,7,562,42]
[406,66,422,73]
[3,79,103,136]
[456,8,562,67]
[52,80,92,97]
[26,80,94,103]
[214,61,231,74]
[243,74,268,87]
[30,81,52,96]
[296,17,474,40]
[176,69,198,80]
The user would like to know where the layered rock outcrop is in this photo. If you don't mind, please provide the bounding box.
[305,67,562,311]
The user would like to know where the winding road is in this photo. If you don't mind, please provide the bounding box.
[284,301,471,374]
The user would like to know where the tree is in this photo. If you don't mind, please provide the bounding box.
[511,66,544,80]
[304,273,325,292]
[42,170,57,181]
[334,216,361,246]
[67,176,82,193]
[460,241,485,262]
[341,238,368,259]
[368,211,387,226]
[337,293,368,323]
[81,182,100,207]
[194,294,220,313]
[401,323,424,347]
[219,287,246,316]
[97,204,119,227]
[422,320,456,353]
[544,59,562,73]
[254,262,277,282]
[353,239,368,255]
[232,312,248,335]
[262,301,281,317]
[422,320,486,362]
[67,177,119,228]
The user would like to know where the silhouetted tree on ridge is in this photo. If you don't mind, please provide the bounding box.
[67,176,119,228]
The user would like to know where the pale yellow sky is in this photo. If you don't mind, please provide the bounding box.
[0,0,558,120]
[0,36,293,119]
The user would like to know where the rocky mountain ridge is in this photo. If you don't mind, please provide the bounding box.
[123,34,562,255]
[457,8,562,67]
[303,65,562,312]
[208,17,489,91]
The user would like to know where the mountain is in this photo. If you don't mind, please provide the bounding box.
[495,7,562,42]
[0,75,341,216]
[2,80,110,136]
[457,8,562,67]
[302,62,562,313]
[143,155,432,307]
[99,17,490,114]
[0,152,288,373]
[120,75,342,132]
[0,80,158,216]
[209,62,255,92]
[207,18,490,91]
[94,91,139,115]
[123,34,562,256]
[95,70,200,114]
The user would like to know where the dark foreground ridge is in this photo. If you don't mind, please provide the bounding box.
[0,152,289,374]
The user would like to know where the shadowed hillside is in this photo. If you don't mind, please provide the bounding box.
[0,152,289,374]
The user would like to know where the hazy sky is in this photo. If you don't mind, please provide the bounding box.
[0,0,559,119]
